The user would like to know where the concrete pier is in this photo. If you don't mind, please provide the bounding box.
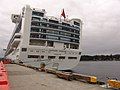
[6,64,111,90]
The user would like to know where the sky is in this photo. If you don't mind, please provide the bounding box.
[0,0,120,57]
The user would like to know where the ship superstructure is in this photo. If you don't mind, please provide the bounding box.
[5,5,82,70]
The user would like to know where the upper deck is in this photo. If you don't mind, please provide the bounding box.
[5,5,82,56]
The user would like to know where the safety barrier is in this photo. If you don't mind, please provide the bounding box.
[45,68,56,74]
[107,79,120,89]
[72,73,97,84]
[56,71,73,81]
[2,59,11,64]
[0,61,9,90]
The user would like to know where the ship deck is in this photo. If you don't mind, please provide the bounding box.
[6,64,111,90]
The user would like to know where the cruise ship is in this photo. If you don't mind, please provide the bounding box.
[5,5,82,70]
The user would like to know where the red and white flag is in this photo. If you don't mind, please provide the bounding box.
[61,9,66,19]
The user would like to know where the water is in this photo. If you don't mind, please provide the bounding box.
[72,61,120,83]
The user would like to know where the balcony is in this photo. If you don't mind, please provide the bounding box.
[14,33,21,38]
[31,20,80,31]
[31,25,79,36]
[32,11,44,17]
[11,38,20,47]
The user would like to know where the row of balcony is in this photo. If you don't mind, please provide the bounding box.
[30,34,79,44]
[30,38,79,45]
[31,21,80,34]
[31,16,80,31]
[30,31,79,40]
[31,26,80,37]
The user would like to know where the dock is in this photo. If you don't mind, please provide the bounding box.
[5,64,112,90]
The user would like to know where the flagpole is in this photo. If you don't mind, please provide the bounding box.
[61,9,66,21]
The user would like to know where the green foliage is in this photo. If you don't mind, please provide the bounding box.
[81,54,120,61]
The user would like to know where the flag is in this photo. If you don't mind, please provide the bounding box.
[61,9,66,18]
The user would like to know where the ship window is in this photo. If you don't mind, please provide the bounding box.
[46,30,59,34]
[59,32,65,35]
[62,22,70,26]
[68,57,77,59]
[75,30,79,34]
[40,34,46,39]
[31,22,40,26]
[79,52,81,55]
[61,37,70,42]
[70,44,79,49]
[74,21,80,26]
[47,41,54,47]
[71,34,74,37]
[59,56,65,59]
[21,48,27,52]
[54,31,59,34]
[28,55,39,58]
[42,18,47,21]
[31,28,39,32]
[65,33,71,37]
[36,50,39,52]
[29,40,46,46]
[49,24,58,29]
[64,43,69,48]
[32,17,40,21]
[62,27,70,31]
[30,33,39,38]
[71,29,74,32]
[41,23,47,27]
[49,19,58,23]
[41,29,46,33]
[46,35,58,40]
[48,56,55,59]
[32,11,44,17]
[30,50,33,52]
[75,40,79,43]
[41,56,44,59]
[75,35,79,38]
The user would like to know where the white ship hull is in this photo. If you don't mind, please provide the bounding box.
[5,5,82,70]
[7,46,81,70]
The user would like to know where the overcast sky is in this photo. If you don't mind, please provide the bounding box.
[0,0,120,57]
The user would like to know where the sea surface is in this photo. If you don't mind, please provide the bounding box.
[72,61,120,83]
